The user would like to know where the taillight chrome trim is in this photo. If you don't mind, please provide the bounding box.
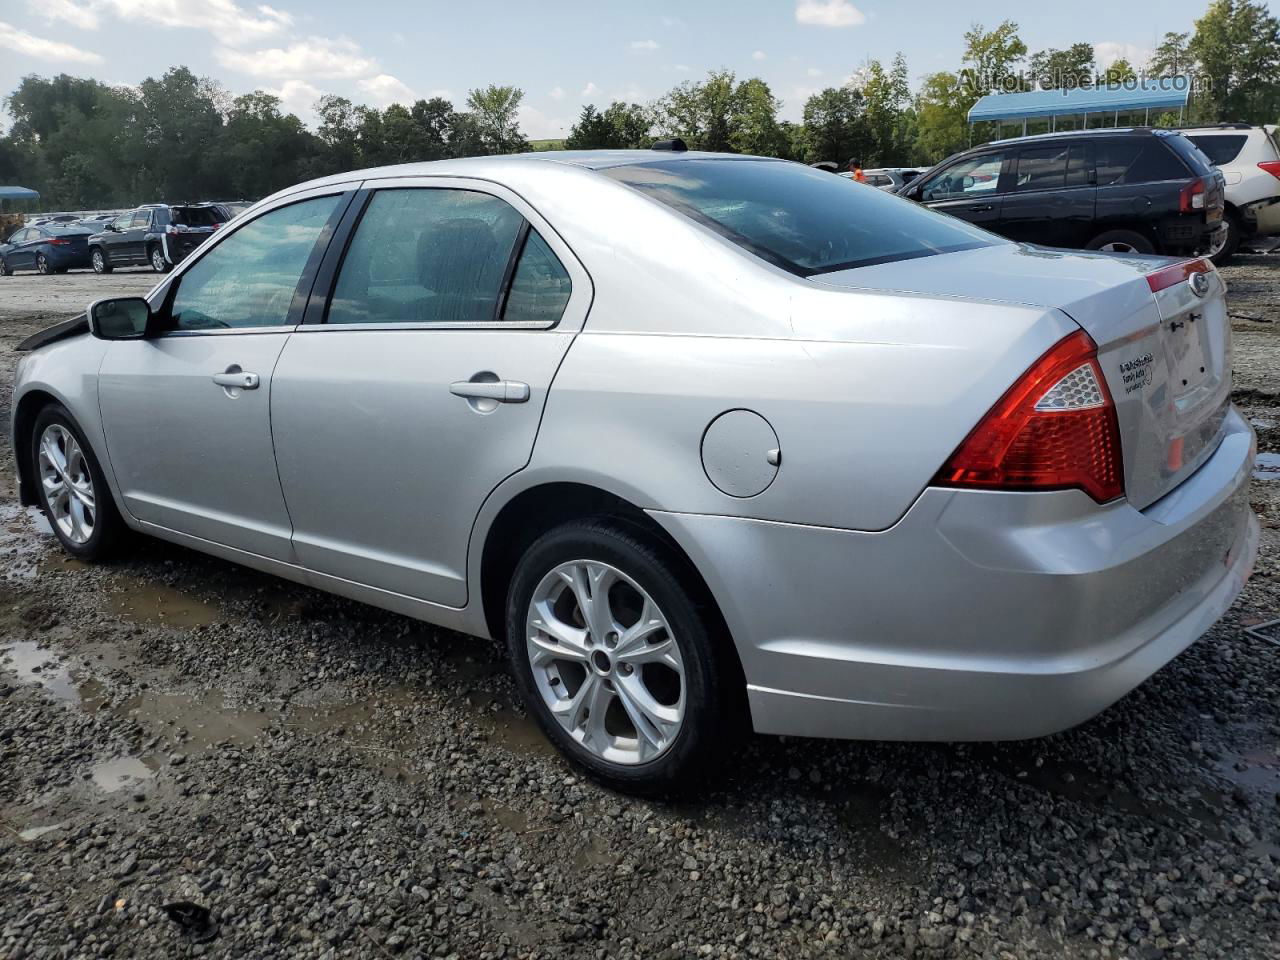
[1146,258,1212,294]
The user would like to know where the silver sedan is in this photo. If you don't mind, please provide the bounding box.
[10,150,1259,793]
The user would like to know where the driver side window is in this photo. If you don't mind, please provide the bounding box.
[168,195,341,332]
[922,153,1007,201]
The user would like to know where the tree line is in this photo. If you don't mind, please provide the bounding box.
[1,0,1276,211]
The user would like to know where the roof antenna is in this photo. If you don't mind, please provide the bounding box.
[651,138,688,152]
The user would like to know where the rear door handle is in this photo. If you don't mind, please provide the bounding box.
[212,371,260,389]
[450,379,530,403]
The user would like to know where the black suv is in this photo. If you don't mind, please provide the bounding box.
[897,128,1225,256]
[88,203,228,274]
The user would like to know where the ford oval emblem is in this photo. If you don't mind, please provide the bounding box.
[1189,271,1210,298]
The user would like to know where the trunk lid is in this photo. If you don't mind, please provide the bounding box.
[812,243,1233,510]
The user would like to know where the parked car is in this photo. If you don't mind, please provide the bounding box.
[1179,123,1280,261]
[897,128,1226,257]
[88,203,228,274]
[12,151,1257,792]
[0,222,94,275]
[840,167,923,192]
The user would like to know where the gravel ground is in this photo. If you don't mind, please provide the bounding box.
[1,258,1279,960]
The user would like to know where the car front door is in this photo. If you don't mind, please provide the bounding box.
[6,229,34,269]
[270,180,590,607]
[125,209,152,262]
[999,143,1096,247]
[102,212,134,263]
[97,189,351,560]
[915,150,1010,230]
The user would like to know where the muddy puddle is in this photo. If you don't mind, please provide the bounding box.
[0,504,51,580]
[1,639,83,705]
[109,580,221,629]
[92,756,155,792]
[1256,452,1280,481]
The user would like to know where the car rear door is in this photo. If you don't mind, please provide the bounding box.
[7,228,34,269]
[915,149,1010,230]
[97,188,352,560]
[1000,142,1096,247]
[270,178,591,607]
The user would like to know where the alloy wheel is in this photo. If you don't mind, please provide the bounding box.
[36,254,50,274]
[526,560,685,765]
[151,248,166,271]
[1099,241,1136,253]
[38,424,96,544]
[92,250,105,273]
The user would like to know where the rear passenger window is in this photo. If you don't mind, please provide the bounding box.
[1014,146,1068,191]
[1065,144,1094,186]
[130,210,151,228]
[503,230,572,324]
[327,189,524,325]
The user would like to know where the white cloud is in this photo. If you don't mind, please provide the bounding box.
[0,21,103,63]
[519,103,569,140]
[100,0,290,46]
[265,78,322,116]
[581,81,598,96]
[673,64,691,73]
[630,39,659,51]
[795,0,865,28]
[216,37,375,80]
[549,85,565,100]
[1093,41,1153,71]
[358,73,415,107]
[807,67,823,77]
[752,50,767,61]
[660,16,683,27]
[26,0,100,30]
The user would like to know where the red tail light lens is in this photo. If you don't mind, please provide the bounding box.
[1146,257,1211,293]
[1258,161,1280,180]
[1179,177,1206,213]
[933,330,1124,503]
[46,236,70,246]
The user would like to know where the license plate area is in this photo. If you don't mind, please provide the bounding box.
[1167,309,1212,406]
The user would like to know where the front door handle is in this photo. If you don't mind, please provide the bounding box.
[450,379,530,403]
[967,203,994,212]
[212,370,260,390]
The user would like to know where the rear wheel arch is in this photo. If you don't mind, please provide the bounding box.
[477,481,747,705]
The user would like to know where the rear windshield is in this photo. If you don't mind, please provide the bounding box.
[601,158,998,276]
[1187,134,1248,166]
[169,206,225,227]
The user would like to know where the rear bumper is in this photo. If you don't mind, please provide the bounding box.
[1241,196,1280,236]
[651,407,1258,741]
[1159,215,1218,251]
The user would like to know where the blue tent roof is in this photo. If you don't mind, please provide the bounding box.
[968,77,1191,123]
[0,186,40,201]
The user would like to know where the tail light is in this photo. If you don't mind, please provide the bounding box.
[46,236,70,246]
[1258,161,1280,180]
[1179,177,1206,212]
[1146,257,1212,293]
[933,330,1124,503]
[166,226,179,235]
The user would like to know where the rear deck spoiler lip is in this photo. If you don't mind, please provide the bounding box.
[15,313,89,352]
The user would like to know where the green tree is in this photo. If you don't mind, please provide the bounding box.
[800,86,869,165]
[1100,59,1137,85]
[656,69,741,151]
[914,71,969,164]
[220,91,317,199]
[1148,32,1192,76]
[1188,0,1280,123]
[960,20,1028,100]
[1028,43,1096,90]
[465,84,528,154]
[729,78,789,157]
[565,102,652,149]
[314,94,364,173]
[860,54,913,165]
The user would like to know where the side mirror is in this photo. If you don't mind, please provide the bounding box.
[88,297,151,340]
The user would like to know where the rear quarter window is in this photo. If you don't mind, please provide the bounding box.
[1187,134,1248,166]
[1097,139,1192,185]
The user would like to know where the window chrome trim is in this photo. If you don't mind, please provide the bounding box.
[157,325,299,338]
[293,320,556,333]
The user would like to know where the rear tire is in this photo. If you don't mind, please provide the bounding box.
[91,248,112,274]
[505,519,736,795]
[35,253,51,275]
[0,258,11,276]
[149,245,169,273]
[1085,229,1155,255]
[30,404,126,562]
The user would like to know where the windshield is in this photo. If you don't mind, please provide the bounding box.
[601,158,999,276]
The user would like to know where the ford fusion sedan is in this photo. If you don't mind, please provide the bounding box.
[11,150,1258,792]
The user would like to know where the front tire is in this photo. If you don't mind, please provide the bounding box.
[31,404,126,561]
[150,245,169,273]
[0,258,11,276]
[505,520,735,794]
[91,248,112,274]
[1085,229,1155,255]
[35,253,51,275]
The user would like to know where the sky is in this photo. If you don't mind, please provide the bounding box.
[0,0,1275,139]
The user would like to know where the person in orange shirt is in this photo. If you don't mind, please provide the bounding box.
[848,158,866,182]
